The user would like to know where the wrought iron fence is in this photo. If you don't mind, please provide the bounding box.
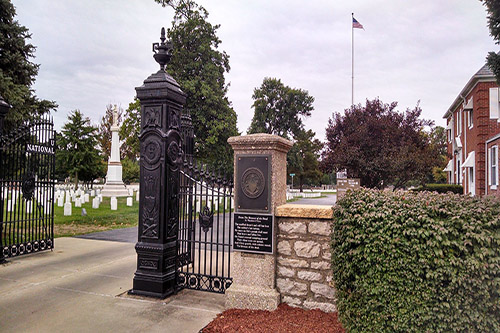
[177,160,233,293]
[0,116,56,260]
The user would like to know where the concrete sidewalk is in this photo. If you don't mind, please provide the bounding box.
[0,238,224,333]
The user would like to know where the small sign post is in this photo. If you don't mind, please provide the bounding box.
[289,173,295,190]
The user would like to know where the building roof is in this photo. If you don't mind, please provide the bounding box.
[443,63,497,119]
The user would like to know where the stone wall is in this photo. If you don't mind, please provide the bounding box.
[275,204,336,313]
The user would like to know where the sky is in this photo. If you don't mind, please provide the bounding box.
[11,0,498,141]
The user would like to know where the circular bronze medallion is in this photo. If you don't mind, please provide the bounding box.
[241,167,265,199]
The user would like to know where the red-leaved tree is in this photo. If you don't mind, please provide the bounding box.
[321,98,441,189]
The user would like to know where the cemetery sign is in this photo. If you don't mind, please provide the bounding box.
[233,213,273,254]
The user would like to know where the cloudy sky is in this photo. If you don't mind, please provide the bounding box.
[11,0,498,141]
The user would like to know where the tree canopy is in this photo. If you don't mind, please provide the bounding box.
[482,0,500,83]
[119,98,141,160]
[248,77,314,140]
[287,129,323,191]
[321,99,442,189]
[154,0,238,174]
[57,110,105,186]
[0,0,56,131]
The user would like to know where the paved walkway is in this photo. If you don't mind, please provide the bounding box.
[0,238,224,333]
[292,193,337,206]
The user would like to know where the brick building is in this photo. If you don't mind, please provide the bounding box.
[443,63,500,196]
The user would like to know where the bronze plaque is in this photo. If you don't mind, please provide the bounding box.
[236,155,271,213]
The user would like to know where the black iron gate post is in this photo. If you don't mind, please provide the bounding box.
[0,94,10,264]
[129,28,186,298]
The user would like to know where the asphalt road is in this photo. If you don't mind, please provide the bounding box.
[77,194,337,244]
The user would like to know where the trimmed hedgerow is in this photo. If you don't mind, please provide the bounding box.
[331,189,500,332]
[412,183,463,194]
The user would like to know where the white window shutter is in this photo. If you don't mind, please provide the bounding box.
[488,147,492,186]
[489,87,499,119]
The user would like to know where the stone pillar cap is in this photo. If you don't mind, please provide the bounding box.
[228,133,293,153]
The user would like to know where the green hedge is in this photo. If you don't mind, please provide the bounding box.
[331,189,500,332]
[412,183,463,194]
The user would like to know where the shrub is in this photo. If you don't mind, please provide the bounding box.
[412,183,463,194]
[331,189,500,332]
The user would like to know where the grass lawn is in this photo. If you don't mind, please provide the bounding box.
[54,196,138,238]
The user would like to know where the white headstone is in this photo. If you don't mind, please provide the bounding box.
[136,190,139,202]
[81,208,87,216]
[7,199,13,212]
[111,197,117,210]
[126,197,133,207]
[64,202,72,216]
[26,201,32,214]
[75,198,81,207]
[128,188,134,196]
[92,197,100,209]
[84,193,90,203]
[90,190,95,197]
[98,194,103,203]
[57,195,64,207]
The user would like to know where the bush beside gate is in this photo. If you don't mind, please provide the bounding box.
[331,189,500,332]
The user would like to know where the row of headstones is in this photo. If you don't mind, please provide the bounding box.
[61,190,140,216]
[2,188,53,215]
[192,197,234,213]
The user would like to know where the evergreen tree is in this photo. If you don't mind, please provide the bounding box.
[155,0,238,174]
[482,0,500,83]
[0,0,56,131]
[248,77,314,140]
[57,110,105,186]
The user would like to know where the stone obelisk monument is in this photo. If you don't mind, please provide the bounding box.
[101,107,129,197]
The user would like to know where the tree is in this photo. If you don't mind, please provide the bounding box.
[248,77,314,140]
[287,129,323,191]
[154,0,238,174]
[120,98,141,160]
[321,99,441,189]
[0,0,56,131]
[57,110,105,186]
[97,104,123,160]
[482,0,500,83]
[428,125,448,183]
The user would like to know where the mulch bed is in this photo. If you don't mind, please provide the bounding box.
[201,303,345,333]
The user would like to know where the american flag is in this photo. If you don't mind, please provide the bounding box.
[352,17,364,29]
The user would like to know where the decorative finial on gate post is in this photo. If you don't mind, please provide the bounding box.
[152,27,172,71]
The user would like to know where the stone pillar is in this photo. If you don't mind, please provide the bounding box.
[225,133,293,310]
[129,28,186,299]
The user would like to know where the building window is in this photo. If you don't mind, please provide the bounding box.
[468,109,473,128]
[491,146,498,188]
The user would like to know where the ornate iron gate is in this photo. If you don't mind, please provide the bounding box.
[176,161,234,294]
[0,116,56,260]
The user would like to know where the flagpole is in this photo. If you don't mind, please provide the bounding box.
[351,12,354,107]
